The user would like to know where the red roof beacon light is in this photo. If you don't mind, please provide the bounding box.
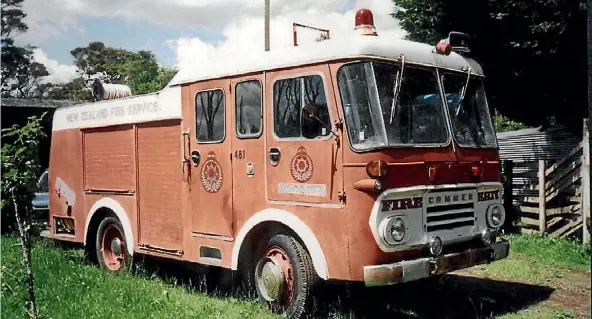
[435,39,452,55]
[354,8,378,36]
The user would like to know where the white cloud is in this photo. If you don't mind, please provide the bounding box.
[17,0,400,43]
[168,0,406,72]
[32,49,79,84]
[16,0,404,87]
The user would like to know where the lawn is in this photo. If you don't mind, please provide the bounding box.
[1,234,590,319]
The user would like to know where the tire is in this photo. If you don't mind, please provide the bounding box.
[252,234,317,319]
[95,216,131,273]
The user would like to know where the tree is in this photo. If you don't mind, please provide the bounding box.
[42,77,93,101]
[70,41,137,84]
[1,0,49,98]
[1,114,47,319]
[122,50,177,95]
[392,0,587,132]
[1,0,27,38]
[66,42,176,97]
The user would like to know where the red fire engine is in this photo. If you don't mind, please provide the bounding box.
[47,8,509,319]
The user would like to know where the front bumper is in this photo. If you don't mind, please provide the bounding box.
[363,240,510,287]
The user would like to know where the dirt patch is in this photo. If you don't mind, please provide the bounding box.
[455,261,591,317]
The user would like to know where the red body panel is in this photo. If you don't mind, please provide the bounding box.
[48,59,501,283]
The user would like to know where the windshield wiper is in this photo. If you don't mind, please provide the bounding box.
[458,66,471,103]
[389,55,405,124]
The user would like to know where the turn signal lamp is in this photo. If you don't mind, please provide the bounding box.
[428,166,438,183]
[366,160,388,178]
[471,164,482,180]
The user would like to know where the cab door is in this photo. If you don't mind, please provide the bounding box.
[186,79,233,237]
[265,65,343,205]
[230,75,266,227]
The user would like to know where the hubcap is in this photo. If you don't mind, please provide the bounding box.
[110,237,123,256]
[256,257,284,301]
[255,246,295,306]
[101,224,126,271]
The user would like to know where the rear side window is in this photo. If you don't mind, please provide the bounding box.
[37,170,48,192]
[235,80,262,138]
[195,89,225,143]
[273,74,331,139]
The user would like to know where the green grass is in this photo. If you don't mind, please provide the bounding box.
[462,234,590,285]
[1,233,589,319]
[503,234,590,269]
[498,305,577,319]
[1,236,276,319]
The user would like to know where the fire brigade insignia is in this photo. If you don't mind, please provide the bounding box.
[200,152,223,193]
[290,146,313,183]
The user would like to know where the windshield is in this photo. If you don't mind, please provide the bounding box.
[337,61,449,151]
[441,72,497,148]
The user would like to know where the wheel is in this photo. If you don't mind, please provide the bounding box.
[95,216,131,273]
[253,234,317,319]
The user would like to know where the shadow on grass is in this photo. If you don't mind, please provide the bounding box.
[310,275,554,319]
[129,252,554,319]
[49,240,555,319]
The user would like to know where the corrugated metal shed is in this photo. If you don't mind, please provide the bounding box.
[497,124,584,209]
[497,125,582,162]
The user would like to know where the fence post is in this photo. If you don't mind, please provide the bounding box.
[538,160,546,233]
[582,118,590,245]
[502,160,514,231]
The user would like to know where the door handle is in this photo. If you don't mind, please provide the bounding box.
[191,150,200,166]
[269,147,280,166]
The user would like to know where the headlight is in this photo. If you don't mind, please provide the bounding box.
[486,204,505,228]
[390,218,406,241]
[380,216,406,245]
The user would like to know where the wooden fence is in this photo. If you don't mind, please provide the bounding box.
[501,119,590,244]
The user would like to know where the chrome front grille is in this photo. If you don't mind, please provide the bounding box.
[426,203,475,232]
[424,189,477,234]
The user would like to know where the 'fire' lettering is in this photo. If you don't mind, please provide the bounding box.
[381,197,423,211]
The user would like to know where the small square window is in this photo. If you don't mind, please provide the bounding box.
[195,89,225,143]
[235,80,262,138]
[273,74,330,139]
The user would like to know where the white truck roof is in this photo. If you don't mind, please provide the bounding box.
[168,35,484,87]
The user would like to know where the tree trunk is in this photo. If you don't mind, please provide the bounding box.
[12,191,39,319]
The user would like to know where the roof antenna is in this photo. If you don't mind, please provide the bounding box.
[264,0,270,51]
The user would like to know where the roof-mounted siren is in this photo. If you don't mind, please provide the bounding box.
[436,31,471,56]
[91,79,132,102]
[354,8,378,36]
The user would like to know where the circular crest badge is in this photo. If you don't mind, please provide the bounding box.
[200,152,223,193]
[290,146,314,183]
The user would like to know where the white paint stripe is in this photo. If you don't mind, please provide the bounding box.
[231,208,329,280]
[52,86,182,131]
[83,197,135,256]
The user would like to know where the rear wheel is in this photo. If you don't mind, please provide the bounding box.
[253,234,317,319]
[95,216,131,273]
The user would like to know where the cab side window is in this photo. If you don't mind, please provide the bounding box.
[235,80,263,138]
[195,89,225,143]
[273,74,330,139]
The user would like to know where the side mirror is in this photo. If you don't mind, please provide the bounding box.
[447,31,471,54]
[301,104,331,139]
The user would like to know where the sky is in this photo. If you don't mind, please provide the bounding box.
[13,0,407,85]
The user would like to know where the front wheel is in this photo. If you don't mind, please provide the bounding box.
[95,216,131,273]
[254,234,317,319]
